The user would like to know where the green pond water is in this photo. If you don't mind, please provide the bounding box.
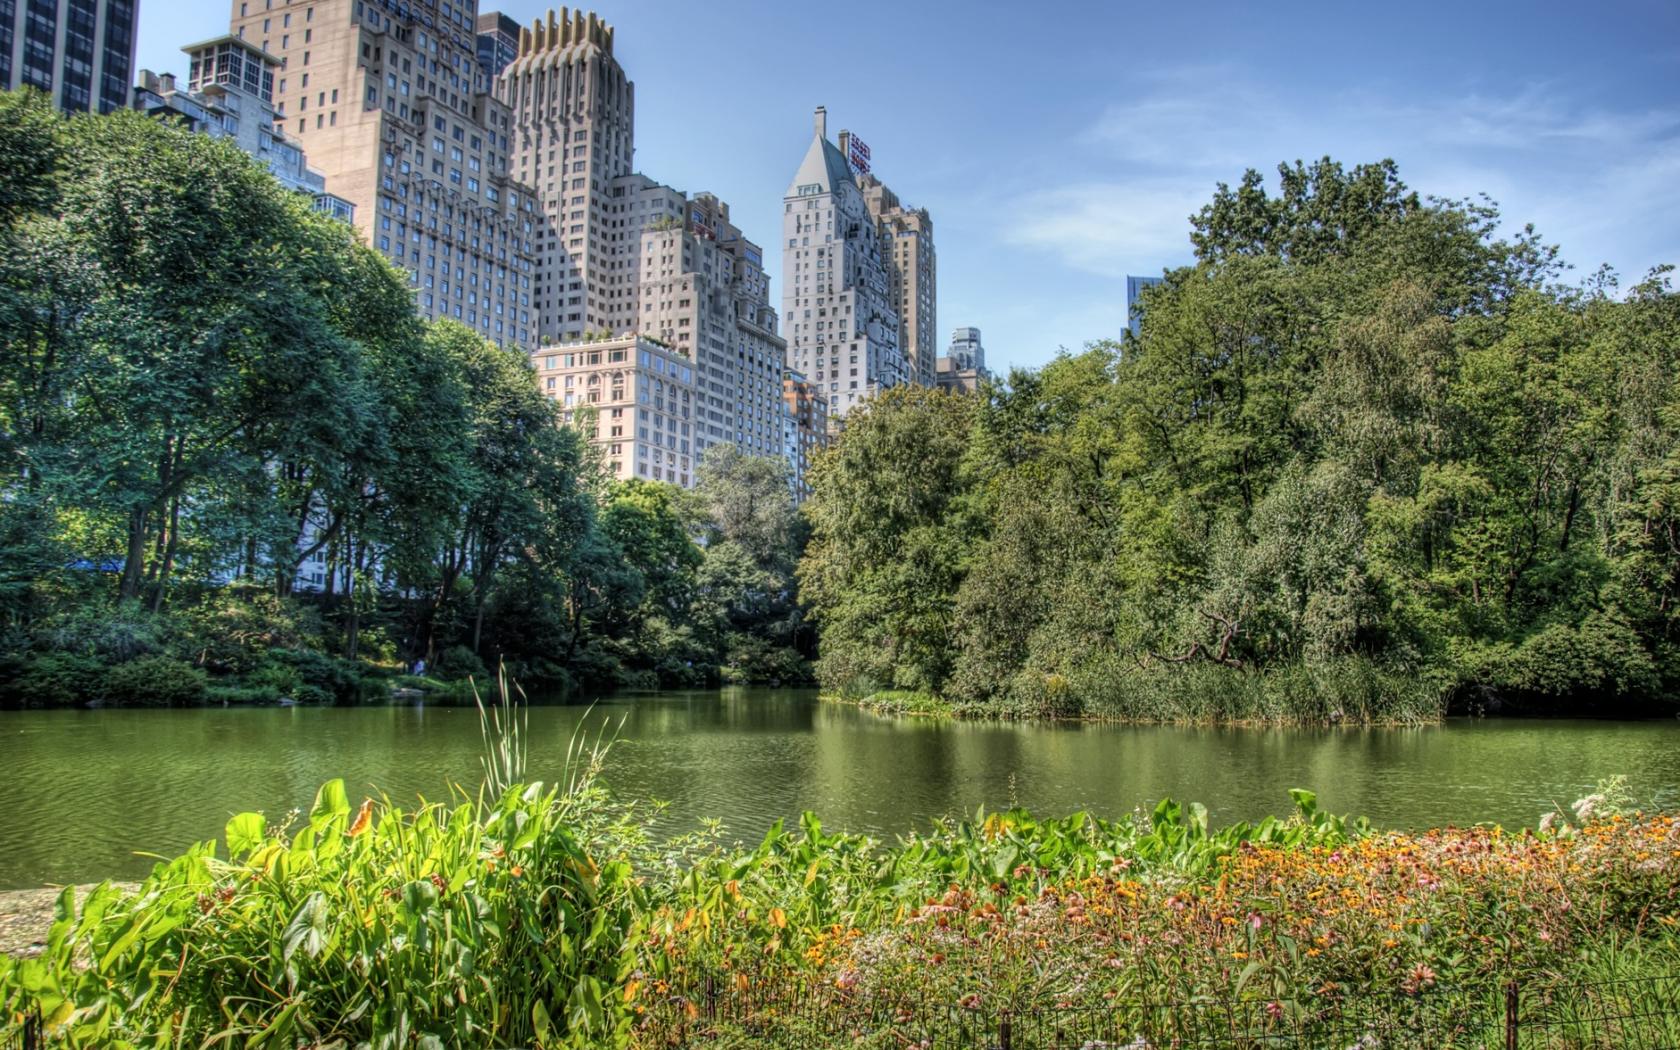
[3,687,1679,889]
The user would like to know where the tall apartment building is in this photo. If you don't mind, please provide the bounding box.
[1,0,136,113]
[227,0,539,351]
[135,36,355,223]
[473,10,517,77]
[536,334,698,486]
[493,8,633,344]
[782,106,906,419]
[781,370,828,502]
[628,184,786,462]
[936,325,989,394]
[854,164,936,389]
[491,9,786,482]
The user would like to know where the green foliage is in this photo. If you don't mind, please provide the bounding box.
[104,655,208,707]
[433,643,488,680]
[0,779,641,1048]
[0,652,108,707]
[802,158,1680,722]
[0,101,815,705]
[799,388,978,696]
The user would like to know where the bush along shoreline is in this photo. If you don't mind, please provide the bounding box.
[837,655,1451,727]
[3,690,1676,1050]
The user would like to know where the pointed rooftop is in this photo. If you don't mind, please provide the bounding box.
[786,106,854,198]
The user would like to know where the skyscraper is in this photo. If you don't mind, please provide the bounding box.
[782,107,906,419]
[1,0,137,114]
[493,9,786,484]
[851,150,936,389]
[226,0,539,350]
[935,326,988,394]
[494,8,634,344]
[474,11,518,78]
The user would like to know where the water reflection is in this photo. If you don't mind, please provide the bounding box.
[2,688,1678,888]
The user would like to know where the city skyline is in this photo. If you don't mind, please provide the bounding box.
[135,0,1680,374]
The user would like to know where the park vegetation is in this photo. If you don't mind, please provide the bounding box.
[0,91,809,707]
[3,695,1676,1046]
[801,160,1680,723]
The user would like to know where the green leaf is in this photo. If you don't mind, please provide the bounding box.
[1288,789,1318,817]
[532,999,553,1042]
[225,812,266,857]
[282,891,329,965]
[310,779,350,829]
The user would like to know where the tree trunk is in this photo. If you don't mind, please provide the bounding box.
[148,495,182,613]
[119,505,149,601]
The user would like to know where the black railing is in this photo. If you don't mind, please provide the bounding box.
[633,972,1680,1049]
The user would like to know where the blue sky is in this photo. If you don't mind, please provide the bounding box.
[139,0,1680,372]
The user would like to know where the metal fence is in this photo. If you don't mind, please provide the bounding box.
[632,972,1680,1049]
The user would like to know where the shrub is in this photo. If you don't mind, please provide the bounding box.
[242,659,302,699]
[33,601,164,663]
[105,655,208,707]
[175,588,324,676]
[434,644,487,680]
[274,647,384,705]
[1,652,109,707]
[203,685,277,705]
[0,780,641,1048]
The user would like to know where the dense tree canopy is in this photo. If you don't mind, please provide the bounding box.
[0,92,807,705]
[801,158,1680,721]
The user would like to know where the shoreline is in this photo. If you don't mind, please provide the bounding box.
[829,690,1445,729]
[0,883,134,958]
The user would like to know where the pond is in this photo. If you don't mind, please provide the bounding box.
[3,687,1679,888]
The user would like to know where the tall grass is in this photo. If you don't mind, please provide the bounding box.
[1001,655,1444,725]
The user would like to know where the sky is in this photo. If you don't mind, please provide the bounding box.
[138,0,1680,373]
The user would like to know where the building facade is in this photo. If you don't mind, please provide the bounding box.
[935,325,988,394]
[781,369,828,502]
[782,106,906,419]
[856,167,935,389]
[1,0,136,113]
[493,8,633,344]
[473,10,517,77]
[227,0,539,351]
[629,185,786,464]
[537,334,698,486]
[135,36,355,222]
[491,9,787,484]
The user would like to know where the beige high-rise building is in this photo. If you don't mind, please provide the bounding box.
[536,334,697,486]
[494,8,786,483]
[854,164,936,389]
[630,185,786,463]
[494,8,634,344]
[227,0,539,350]
[781,370,828,502]
[782,107,906,419]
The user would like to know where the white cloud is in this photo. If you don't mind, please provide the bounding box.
[1003,180,1204,279]
[998,73,1680,284]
